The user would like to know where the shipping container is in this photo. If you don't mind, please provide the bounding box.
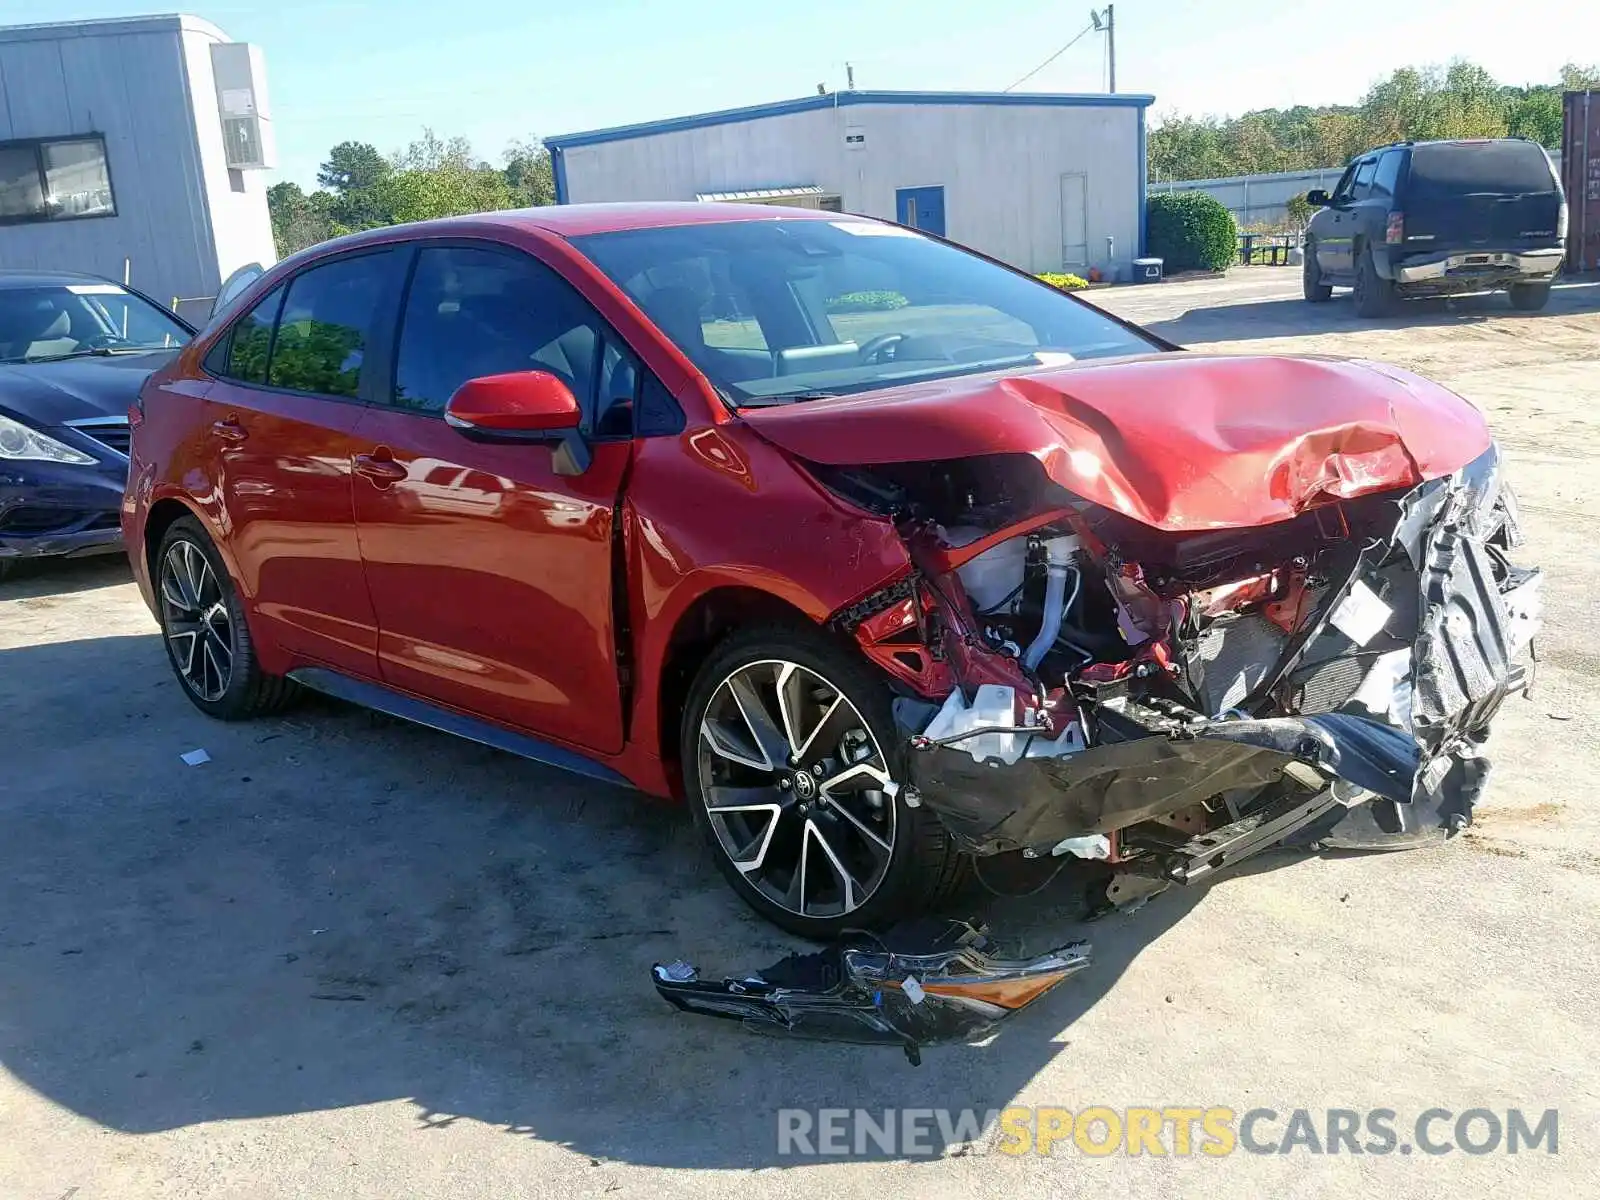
[1562,90,1600,273]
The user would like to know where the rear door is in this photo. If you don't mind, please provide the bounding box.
[1399,140,1563,249]
[349,241,633,753]
[204,248,406,678]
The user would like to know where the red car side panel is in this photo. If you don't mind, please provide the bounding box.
[739,353,1494,532]
[203,378,380,678]
[620,424,913,782]
[349,408,632,756]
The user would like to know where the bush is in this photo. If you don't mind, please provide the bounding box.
[1036,272,1089,290]
[825,290,909,313]
[1146,191,1237,273]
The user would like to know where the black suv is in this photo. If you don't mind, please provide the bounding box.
[1303,138,1566,315]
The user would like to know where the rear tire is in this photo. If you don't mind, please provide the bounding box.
[1354,245,1397,317]
[1508,282,1552,311]
[680,622,967,939]
[154,516,297,720]
[1302,241,1332,302]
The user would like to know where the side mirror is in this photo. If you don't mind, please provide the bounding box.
[1306,189,1331,208]
[444,370,590,475]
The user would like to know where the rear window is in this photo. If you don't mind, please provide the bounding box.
[1406,142,1556,200]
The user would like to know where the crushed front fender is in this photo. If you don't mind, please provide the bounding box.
[900,443,1541,863]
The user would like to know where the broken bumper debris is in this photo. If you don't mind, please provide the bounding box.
[653,920,1089,1064]
[851,442,1540,882]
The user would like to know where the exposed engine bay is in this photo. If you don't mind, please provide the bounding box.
[818,444,1542,887]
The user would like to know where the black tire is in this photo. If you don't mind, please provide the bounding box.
[1509,282,1552,311]
[1302,241,1332,302]
[680,622,967,938]
[1354,245,1397,317]
[154,516,297,720]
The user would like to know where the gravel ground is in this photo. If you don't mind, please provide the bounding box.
[2,268,1597,1199]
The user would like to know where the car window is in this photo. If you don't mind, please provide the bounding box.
[1372,151,1404,198]
[391,245,620,433]
[220,284,284,383]
[1406,141,1557,200]
[0,283,190,364]
[1330,163,1358,202]
[1351,158,1378,199]
[269,250,401,398]
[574,219,1156,407]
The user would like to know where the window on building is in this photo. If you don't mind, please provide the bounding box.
[0,135,115,224]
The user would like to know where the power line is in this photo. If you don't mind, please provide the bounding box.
[1002,22,1097,93]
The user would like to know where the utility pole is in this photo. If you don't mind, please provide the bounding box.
[1091,5,1116,93]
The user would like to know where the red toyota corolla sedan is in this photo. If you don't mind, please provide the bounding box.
[124,203,1541,938]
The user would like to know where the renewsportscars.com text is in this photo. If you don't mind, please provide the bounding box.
[776,1106,1559,1158]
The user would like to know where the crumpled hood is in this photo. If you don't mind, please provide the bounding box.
[0,351,176,428]
[739,353,1493,531]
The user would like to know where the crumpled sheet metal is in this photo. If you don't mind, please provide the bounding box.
[652,920,1090,1064]
[904,443,1542,857]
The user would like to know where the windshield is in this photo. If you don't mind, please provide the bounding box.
[572,219,1158,405]
[0,283,191,364]
[1406,141,1558,201]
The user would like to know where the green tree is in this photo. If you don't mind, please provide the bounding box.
[1507,89,1564,146]
[503,137,556,207]
[316,141,389,193]
[267,181,341,258]
[1560,63,1600,91]
[1285,192,1313,229]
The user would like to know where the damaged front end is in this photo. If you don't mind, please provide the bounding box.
[653,920,1090,1064]
[822,441,1542,886]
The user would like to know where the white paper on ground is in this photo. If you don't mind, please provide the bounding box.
[179,748,211,766]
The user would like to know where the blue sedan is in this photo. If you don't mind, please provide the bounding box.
[0,271,194,576]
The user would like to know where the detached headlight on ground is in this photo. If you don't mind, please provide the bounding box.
[0,414,96,465]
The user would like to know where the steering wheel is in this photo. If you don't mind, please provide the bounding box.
[857,332,907,365]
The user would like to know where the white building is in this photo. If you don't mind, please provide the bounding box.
[0,14,276,321]
[548,90,1155,277]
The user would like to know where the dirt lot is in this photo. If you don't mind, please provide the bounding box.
[3,269,1598,1199]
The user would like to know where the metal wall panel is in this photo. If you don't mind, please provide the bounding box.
[1563,90,1600,273]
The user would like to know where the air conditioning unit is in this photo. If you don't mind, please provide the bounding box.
[210,42,276,171]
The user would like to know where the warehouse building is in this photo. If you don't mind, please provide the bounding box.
[0,14,276,321]
[547,89,1154,278]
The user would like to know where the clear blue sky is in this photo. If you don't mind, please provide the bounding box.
[7,0,1597,188]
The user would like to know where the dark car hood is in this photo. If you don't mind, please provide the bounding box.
[0,351,177,427]
[738,353,1495,532]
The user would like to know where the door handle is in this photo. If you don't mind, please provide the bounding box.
[212,417,248,443]
[354,451,407,485]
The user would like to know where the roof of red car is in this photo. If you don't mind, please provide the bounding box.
[474,201,846,237]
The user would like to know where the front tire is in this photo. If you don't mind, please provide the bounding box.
[155,516,296,720]
[1302,241,1332,302]
[1509,282,1552,311]
[681,623,966,938]
[1354,245,1397,317]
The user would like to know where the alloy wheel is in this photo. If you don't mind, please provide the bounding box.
[696,659,897,919]
[160,540,235,703]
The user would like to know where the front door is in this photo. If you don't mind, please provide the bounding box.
[1060,172,1089,270]
[350,242,631,754]
[895,186,946,236]
[1315,161,1365,277]
[204,248,406,678]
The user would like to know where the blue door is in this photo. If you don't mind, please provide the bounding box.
[895,186,946,236]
